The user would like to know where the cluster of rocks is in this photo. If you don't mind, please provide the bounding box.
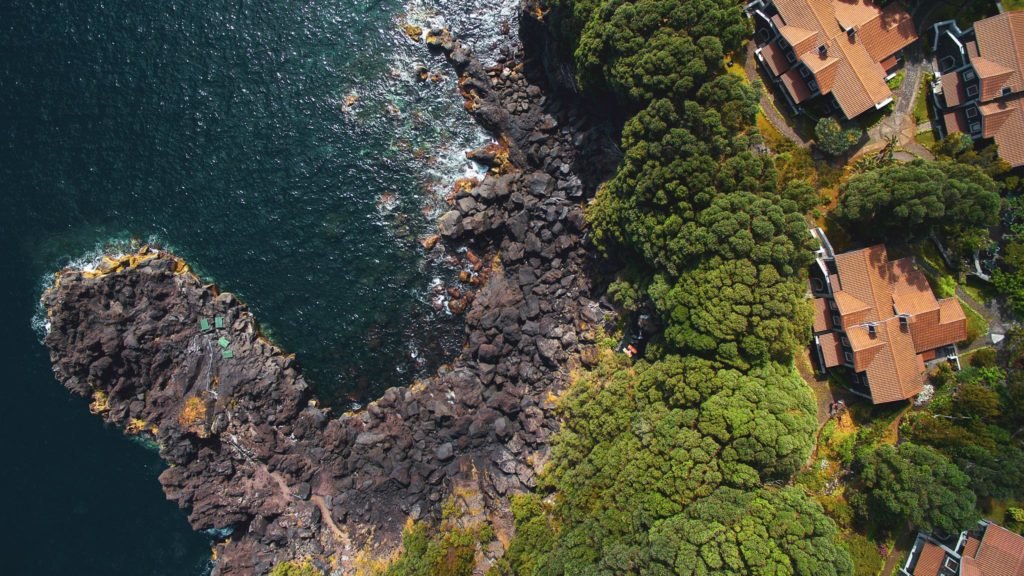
[42,9,619,576]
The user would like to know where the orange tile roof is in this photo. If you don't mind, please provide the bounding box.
[834,289,871,315]
[974,11,1024,96]
[914,541,947,576]
[834,245,891,322]
[942,71,966,107]
[963,558,985,576]
[856,3,918,63]
[945,109,969,135]
[781,68,814,103]
[826,245,966,403]
[866,317,926,403]
[780,24,820,55]
[974,57,1016,101]
[968,40,981,59]
[975,522,1024,576]
[834,0,879,31]
[761,41,793,77]
[769,0,917,118]
[982,100,1019,138]
[819,332,842,368]
[813,298,833,333]
[985,93,1024,167]
[966,536,982,558]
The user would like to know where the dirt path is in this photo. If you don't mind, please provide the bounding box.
[881,528,916,576]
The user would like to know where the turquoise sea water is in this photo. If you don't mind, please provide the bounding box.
[0,0,515,573]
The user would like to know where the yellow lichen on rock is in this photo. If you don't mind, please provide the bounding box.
[89,389,110,414]
[125,418,151,435]
[402,23,422,41]
[177,395,208,437]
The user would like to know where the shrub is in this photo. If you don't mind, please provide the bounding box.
[845,533,882,576]
[269,560,321,576]
[815,118,863,156]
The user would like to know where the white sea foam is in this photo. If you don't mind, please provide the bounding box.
[30,235,170,342]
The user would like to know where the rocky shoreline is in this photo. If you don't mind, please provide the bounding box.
[42,6,619,575]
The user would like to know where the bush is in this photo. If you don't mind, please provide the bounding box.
[845,533,883,576]
[857,443,979,533]
[815,118,863,156]
[970,347,998,368]
[269,560,321,576]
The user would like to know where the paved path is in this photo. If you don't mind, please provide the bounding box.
[744,41,811,148]
[860,45,935,161]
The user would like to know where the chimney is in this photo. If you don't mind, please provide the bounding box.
[819,44,828,57]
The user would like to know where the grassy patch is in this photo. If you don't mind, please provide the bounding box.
[724,53,748,83]
[964,275,998,304]
[915,129,936,150]
[960,296,989,345]
[886,70,905,91]
[913,76,934,125]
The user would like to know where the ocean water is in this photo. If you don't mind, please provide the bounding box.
[0,0,517,573]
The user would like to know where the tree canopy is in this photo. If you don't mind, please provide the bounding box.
[572,0,749,105]
[814,118,862,156]
[855,443,978,533]
[495,352,846,576]
[835,160,1000,242]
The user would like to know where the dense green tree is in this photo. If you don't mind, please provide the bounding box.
[835,160,1000,241]
[649,257,812,369]
[954,382,1002,420]
[573,0,748,104]
[499,352,844,575]
[648,487,854,576]
[856,443,978,533]
[814,118,862,156]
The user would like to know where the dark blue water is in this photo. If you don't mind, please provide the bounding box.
[0,0,516,573]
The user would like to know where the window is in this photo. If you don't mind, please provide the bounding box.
[811,278,824,292]
[1003,86,1013,97]
[964,69,976,81]
[832,314,842,327]
[966,106,978,118]
[808,79,819,92]
[800,65,811,78]
[867,324,876,336]
[785,50,797,64]
[967,84,979,97]
[970,122,982,133]
[940,55,956,72]
[841,336,850,347]
[945,558,960,572]
[779,37,789,49]
[828,300,838,311]
[844,351,854,364]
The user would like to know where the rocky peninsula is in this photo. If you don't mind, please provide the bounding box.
[41,8,618,574]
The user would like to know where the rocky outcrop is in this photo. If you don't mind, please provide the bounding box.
[42,9,619,576]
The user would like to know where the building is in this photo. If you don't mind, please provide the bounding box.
[932,11,1024,167]
[903,520,1024,576]
[809,230,967,404]
[746,0,918,119]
